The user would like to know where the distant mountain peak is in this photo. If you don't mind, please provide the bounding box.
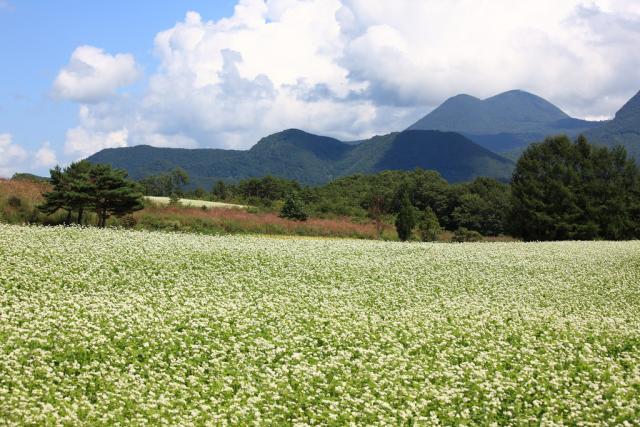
[585,90,640,159]
[490,89,534,97]
[614,90,640,121]
[486,89,557,105]
[277,128,313,137]
[404,89,602,158]
[446,93,480,102]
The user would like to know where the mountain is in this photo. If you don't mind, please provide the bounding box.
[585,91,640,159]
[87,129,515,187]
[407,90,602,154]
[341,131,514,183]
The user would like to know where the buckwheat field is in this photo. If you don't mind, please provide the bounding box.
[1,224,639,425]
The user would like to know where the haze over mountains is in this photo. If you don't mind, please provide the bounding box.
[87,89,640,187]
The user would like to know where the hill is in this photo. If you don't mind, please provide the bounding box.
[407,90,602,154]
[87,129,515,187]
[585,91,640,159]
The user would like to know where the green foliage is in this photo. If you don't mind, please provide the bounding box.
[39,161,94,224]
[394,189,416,241]
[418,207,441,242]
[510,135,640,241]
[10,173,49,183]
[168,193,180,206]
[140,168,190,196]
[238,175,301,202]
[453,227,483,242]
[7,196,21,208]
[279,194,308,221]
[90,164,145,227]
[211,180,228,200]
[451,180,509,236]
[39,162,144,228]
[363,193,388,239]
[192,187,206,199]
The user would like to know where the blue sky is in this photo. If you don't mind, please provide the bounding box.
[1,0,639,177]
[0,0,236,175]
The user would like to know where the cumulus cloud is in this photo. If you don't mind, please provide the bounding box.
[34,142,58,168]
[0,133,28,177]
[64,126,129,159]
[338,0,640,116]
[53,46,140,103]
[58,0,640,156]
[0,134,61,177]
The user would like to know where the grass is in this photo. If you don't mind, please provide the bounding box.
[1,179,396,239]
[0,178,65,225]
[131,205,397,240]
[1,224,639,424]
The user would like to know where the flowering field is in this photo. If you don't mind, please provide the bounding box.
[145,196,247,209]
[1,224,639,425]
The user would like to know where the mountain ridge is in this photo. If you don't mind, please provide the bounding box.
[87,129,515,188]
[585,91,640,159]
[407,89,603,155]
[86,89,640,188]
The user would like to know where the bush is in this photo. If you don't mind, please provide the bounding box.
[119,215,138,229]
[453,227,483,242]
[7,196,22,208]
[280,194,308,221]
[418,207,441,242]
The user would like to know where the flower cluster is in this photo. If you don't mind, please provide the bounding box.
[0,224,639,425]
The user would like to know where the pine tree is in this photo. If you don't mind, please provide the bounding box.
[64,161,94,224]
[89,164,144,227]
[38,161,93,224]
[39,166,72,223]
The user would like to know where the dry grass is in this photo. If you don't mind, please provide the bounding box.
[0,178,50,203]
[0,179,55,224]
[134,205,397,240]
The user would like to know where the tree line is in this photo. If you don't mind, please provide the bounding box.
[36,135,640,240]
[147,135,639,241]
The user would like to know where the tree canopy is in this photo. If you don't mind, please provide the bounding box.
[510,135,640,240]
[40,161,144,227]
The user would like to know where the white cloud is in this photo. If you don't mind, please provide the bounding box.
[338,0,640,116]
[0,135,61,177]
[0,133,28,177]
[64,127,129,158]
[34,142,58,168]
[57,0,640,156]
[53,46,140,103]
